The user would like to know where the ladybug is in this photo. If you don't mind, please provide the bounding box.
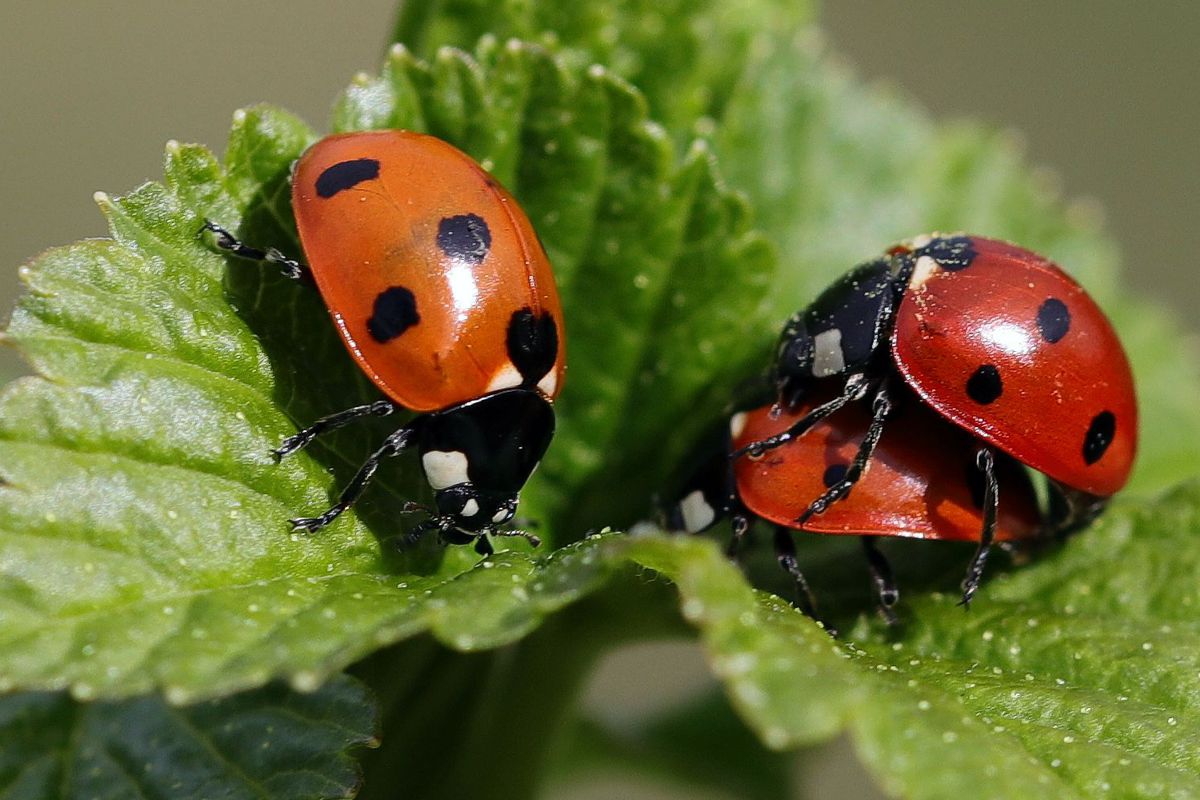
[667,234,1136,614]
[202,130,564,555]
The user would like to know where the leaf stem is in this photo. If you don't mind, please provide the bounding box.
[353,574,688,799]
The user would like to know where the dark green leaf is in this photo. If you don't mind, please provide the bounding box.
[0,676,375,800]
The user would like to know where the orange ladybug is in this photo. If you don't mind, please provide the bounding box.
[203,131,564,555]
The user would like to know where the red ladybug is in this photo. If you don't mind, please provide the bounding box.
[667,234,1136,614]
[202,130,564,555]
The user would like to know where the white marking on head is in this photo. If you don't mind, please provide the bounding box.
[486,363,523,393]
[492,507,511,524]
[537,368,558,397]
[422,450,470,490]
[460,499,480,517]
[680,490,716,533]
[729,412,748,439]
[908,233,935,249]
[811,328,846,377]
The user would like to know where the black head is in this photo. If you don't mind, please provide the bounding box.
[433,485,518,532]
[413,388,554,536]
[773,257,900,396]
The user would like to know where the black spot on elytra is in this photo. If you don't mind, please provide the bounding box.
[506,308,558,387]
[1083,410,1116,465]
[437,214,492,264]
[822,463,848,489]
[315,158,380,198]
[1037,298,1071,344]
[966,364,1003,405]
[366,286,420,343]
[919,236,977,271]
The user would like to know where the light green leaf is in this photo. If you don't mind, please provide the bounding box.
[390,0,815,140]
[624,483,1200,800]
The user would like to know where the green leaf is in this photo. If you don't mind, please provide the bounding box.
[0,675,375,799]
[390,0,815,140]
[624,483,1200,800]
[0,39,767,702]
[5,5,1199,800]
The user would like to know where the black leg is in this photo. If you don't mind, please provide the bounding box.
[959,447,998,607]
[474,535,495,556]
[289,426,414,533]
[732,373,872,459]
[725,513,751,558]
[274,400,396,460]
[1047,486,1108,538]
[392,517,442,552]
[492,528,542,549]
[772,526,818,619]
[797,382,892,524]
[200,220,311,282]
[862,536,899,625]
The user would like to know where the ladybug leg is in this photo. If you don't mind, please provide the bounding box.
[473,535,495,557]
[861,536,899,625]
[273,400,396,460]
[393,517,441,552]
[732,374,872,459]
[199,220,311,282]
[959,447,998,607]
[1047,486,1108,538]
[491,527,542,549]
[289,426,415,533]
[771,525,819,620]
[726,512,751,558]
[797,382,893,524]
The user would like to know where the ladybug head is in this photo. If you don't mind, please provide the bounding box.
[433,484,518,532]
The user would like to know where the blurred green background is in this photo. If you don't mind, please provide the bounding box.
[1,3,1195,798]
